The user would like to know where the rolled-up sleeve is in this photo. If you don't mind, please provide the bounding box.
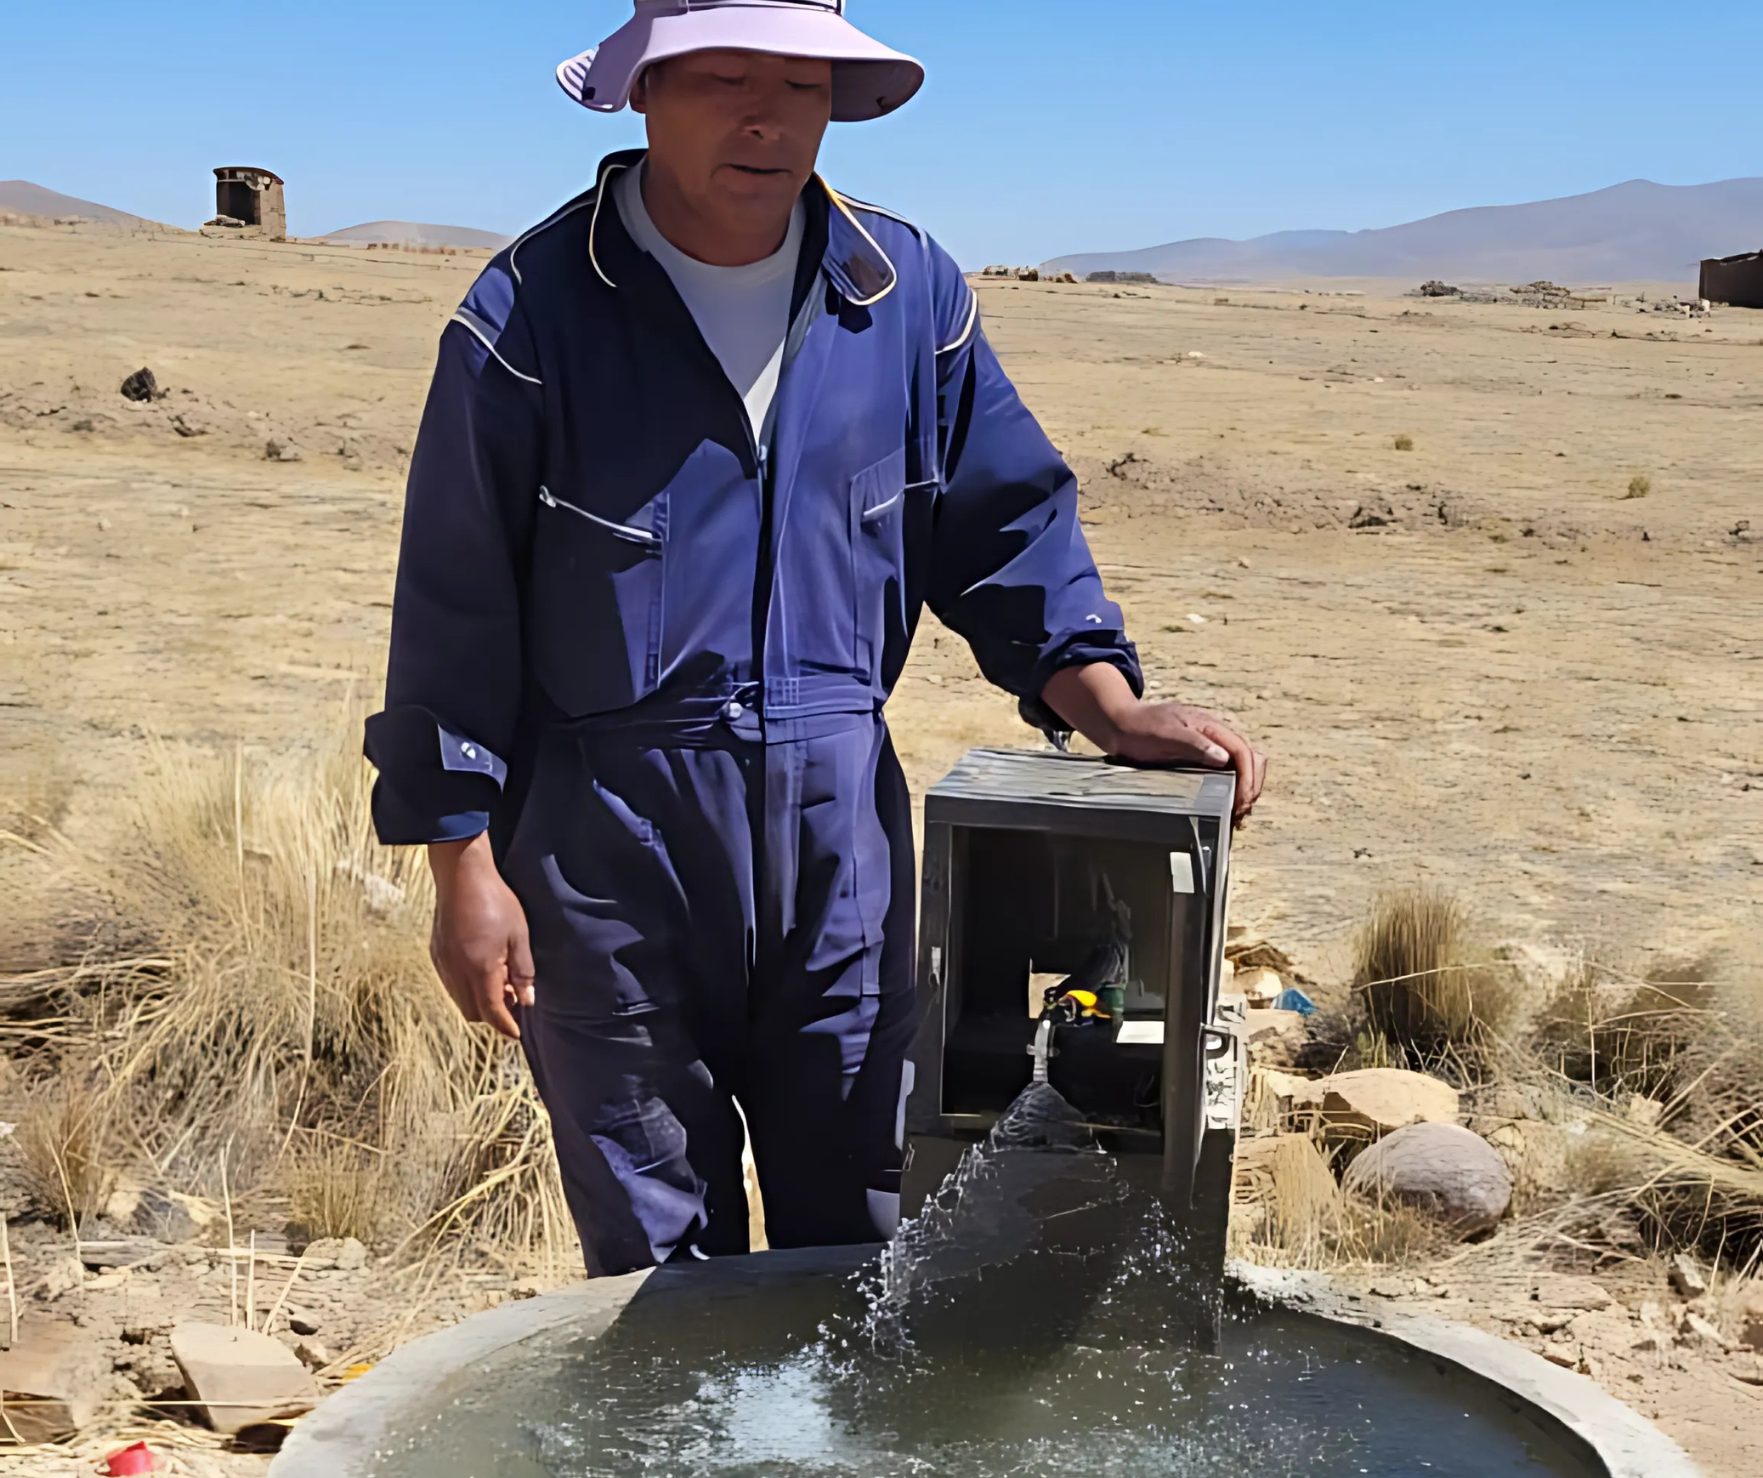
[364,259,542,844]
[924,245,1142,726]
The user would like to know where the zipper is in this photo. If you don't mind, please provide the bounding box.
[860,489,902,523]
[537,486,660,548]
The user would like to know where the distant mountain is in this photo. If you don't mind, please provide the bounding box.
[318,220,510,251]
[0,180,151,225]
[1045,179,1763,285]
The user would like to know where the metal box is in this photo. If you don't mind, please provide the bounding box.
[904,749,1242,1235]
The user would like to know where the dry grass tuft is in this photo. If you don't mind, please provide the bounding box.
[1393,433,1414,452]
[1352,886,1516,1067]
[0,712,573,1275]
[15,1076,116,1222]
[1625,474,1652,499]
[1532,955,1718,1106]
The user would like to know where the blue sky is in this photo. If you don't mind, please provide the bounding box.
[5,1,1761,266]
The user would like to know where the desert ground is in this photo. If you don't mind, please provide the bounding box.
[0,217,1760,1474]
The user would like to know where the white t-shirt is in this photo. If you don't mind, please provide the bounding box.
[616,164,805,439]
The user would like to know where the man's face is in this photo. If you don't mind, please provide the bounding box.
[633,49,833,226]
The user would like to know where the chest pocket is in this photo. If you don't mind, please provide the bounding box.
[529,483,666,718]
[850,447,907,670]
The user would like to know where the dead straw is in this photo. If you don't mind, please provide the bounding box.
[0,1214,15,1347]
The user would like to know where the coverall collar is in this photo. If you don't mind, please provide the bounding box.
[584,149,897,309]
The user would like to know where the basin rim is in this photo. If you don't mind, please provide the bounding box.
[270,1250,1700,1478]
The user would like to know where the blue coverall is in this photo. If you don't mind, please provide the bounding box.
[365,150,1143,1276]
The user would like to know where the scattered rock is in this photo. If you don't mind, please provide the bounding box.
[1236,965,1283,1005]
[293,1339,331,1371]
[1669,1252,1708,1298]
[38,1256,86,1301]
[1737,1283,1763,1351]
[170,413,209,438]
[1418,280,1460,297]
[303,1236,368,1271]
[0,1320,107,1441]
[119,368,161,403]
[80,1239,162,1271]
[1316,1068,1460,1137]
[264,438,303,462]
[1348,501,1396,530]
[1342,1121,1512,1234]
[287,1310,321,1337]
[132,1191,203,1243]
[1369,1277,1418,1298]
[1531,1275,1612,1311]
[1241,1008,1309,1067]
[169,1322,319,1435]
[1680,1310,1733,1350]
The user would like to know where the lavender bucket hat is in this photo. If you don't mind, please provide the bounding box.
[557,0,924,122]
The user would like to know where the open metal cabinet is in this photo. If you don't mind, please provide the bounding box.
[904,750,1245,1281]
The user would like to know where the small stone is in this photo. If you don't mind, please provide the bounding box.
[287,1312,320,1337]
[1685,1311,1731,1348]
[1739,1283,1763,1351]
[1342,1121,1512,1234]
[302,1236,368,1271]
[38,1257,85,1301]
[0,1320,107,1441]
[1242,1009,1308,1067]
[119,368,160,403]
[169,1322,319,1435]
[1531,1275,1613,1312]
[293,1339,332,1371]
[1669,1252,1707,1298]
[1235,965,1283,1005]
[1542,1345,1578,1369]
[80,1240,159,1271]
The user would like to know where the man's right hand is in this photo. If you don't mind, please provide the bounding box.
[427,833,535,1041]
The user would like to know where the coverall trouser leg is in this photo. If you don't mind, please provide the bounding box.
[504,717,917,1277]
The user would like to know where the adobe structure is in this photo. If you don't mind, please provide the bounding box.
[1700,249,1763,309]
[206,167,286,241]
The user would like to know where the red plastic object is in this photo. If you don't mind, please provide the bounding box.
[102,1442,160,1476]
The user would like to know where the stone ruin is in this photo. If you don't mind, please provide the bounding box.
[205,166,286,242]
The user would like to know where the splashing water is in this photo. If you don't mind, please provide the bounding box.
[364,1083,1610,1478]
[860,1081,1120,1346]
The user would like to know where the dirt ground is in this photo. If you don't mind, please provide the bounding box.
[1,219,1760,1473]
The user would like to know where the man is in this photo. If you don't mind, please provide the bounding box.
[366,0,1264,1278]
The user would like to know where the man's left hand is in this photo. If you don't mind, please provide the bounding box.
[1041,664,1267,822]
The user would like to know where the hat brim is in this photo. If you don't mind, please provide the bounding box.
[558,6,923,123]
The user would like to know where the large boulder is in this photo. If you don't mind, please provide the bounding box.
[1317,1068,1459,1136]
[1343,1121,1512,1234]
[169,1323,319,1435]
